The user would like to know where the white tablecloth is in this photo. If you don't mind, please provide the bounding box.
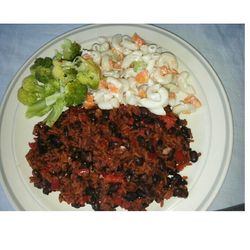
[0,24,244,210]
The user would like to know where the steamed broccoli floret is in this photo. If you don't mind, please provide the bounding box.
[52,64,77,84]
[74,57,100,89]
[17,75,45,105]
[44,79,60,96]
[64,80,88,107]
[30,57,53,83]
[61,39,81,61]
[17,88,39,106]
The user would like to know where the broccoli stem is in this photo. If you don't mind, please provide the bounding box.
[25,99,52,118]
[45,98,65,127]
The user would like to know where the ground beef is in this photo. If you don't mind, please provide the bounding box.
[26,105,200,211]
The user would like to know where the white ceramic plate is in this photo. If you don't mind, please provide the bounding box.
[0,24,233,210]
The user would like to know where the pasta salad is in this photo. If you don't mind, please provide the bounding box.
[84,33,202,115]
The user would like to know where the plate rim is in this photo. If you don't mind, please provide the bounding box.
[0,24,233,211]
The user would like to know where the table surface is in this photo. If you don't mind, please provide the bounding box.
[0,24,244,211]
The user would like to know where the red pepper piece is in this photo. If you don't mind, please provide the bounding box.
[104,174,124,183]
[51,178,60,190]
[175,150,186,163]
[160,115,176,129]
[29,142,37,150]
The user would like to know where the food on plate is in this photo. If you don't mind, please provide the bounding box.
[17,33,201,127]
[17,33,202,210]
[26,105,200,211]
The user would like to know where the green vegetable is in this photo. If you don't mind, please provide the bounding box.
[17,75,45,105]
[17,39,101,127]
[17,88,39,106]
[52,64,77,84]
[45,97,65,127]
[30,57,53,83]
[64,80,88,107]
[25,99,52,118]
[133,60,147,72]
[74,57,100,89]
[61,39,81,61]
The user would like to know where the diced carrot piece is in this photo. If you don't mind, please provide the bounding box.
[84,94,95,109]
[108,84,119,93]
[160,66,170,76]
[132,33,145,46]
[135,69,149,84]
[99,79,108,89]
[138,89,147,98]
[183,95,202,108]
[160,66,178,76]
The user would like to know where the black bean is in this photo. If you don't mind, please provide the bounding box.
[173,188,188,198]
[145,141,155,153]
[42,179,51,189]
[158,157,166,171]
[152,174,161,184]
[137,135,145,146]
[157,139,163,147]
[140,107,149,116]
[77,176,83,181]
[91,115,97,122]
[132,123,139,130]
[71,150,88,163]
[34,182,43,189]
[181,126,191,139]
[42,187,51,195]
[108,140,119,149]
[102,110,110,120]
[85,187,96,196]
[132,113,141,122]
[63,126,69,137]
[176,118,182,126]
[171,174,187,186]
[144,116,155,124]
[71,203,81,208]
[125,169,134,182]
[32,169,40,178]
[168,127,177,134]
[37,140,48,154]
[136,189,147,198]
[139,174,147,182]
[117,165,124,172]
[134,156,144,166]
[190,150,199,162]
[107,184,120,195]
[114,132,122,138]
[124,192,138,201]
[157,119,165,128]
[48,134,62,148]
[109,121,117,130]
[166,167,177,175]
[81,161,92,168]
[91,202,101,211]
